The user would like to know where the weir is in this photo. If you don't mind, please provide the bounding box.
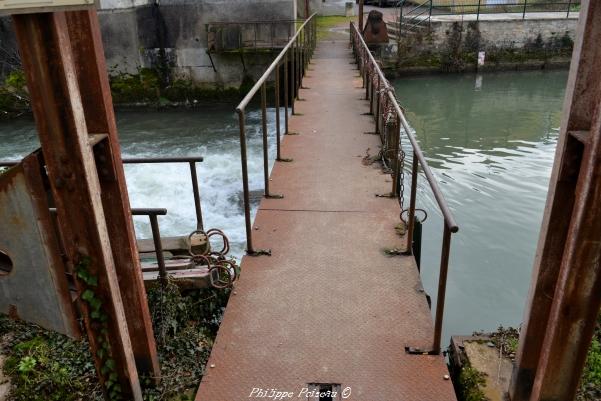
[195,14,458,401]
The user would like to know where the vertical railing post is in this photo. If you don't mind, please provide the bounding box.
[149,214,167,287]
[375,75,381,135]
[188,161,204,230]
[522,0,528,19]
[291,38,296,114]
[433,224,453,354]
[566,0,572,18]
[275,63,282,161]
[296,36,300,98]
[391,114,401,195]
[237,110,254,253]
[284,51,290,133]
[406,152,418,254]
[260,83,270,197]
[477,0,481,21]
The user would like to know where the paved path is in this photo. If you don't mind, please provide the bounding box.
[195,36,456,401]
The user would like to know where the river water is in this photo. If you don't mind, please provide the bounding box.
[0,69,567,342]
[392,70,567,340]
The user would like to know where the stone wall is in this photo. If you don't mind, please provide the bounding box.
[392,16,577,73]
[0,0,297,90]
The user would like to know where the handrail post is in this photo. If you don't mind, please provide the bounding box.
[275,62,282,161]
[522,0,528,19]
[284,51,290,133]
[260,83,270,197]
[188,161,204,230]
[477,0,481,21]
[566,0,572,17]
[391,114,401,195]
[433,224,452,354]
[375,74,381,135]
[149,214,167,286]
[237,110,254,253]
[291,38,296,114]
[406,151,418,253]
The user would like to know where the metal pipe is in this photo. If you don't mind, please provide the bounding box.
[122,156,204,164]
[406,153,419,254]
[261,83,270,197]
[522,0,528,19]
[391,115,401,195]
[375,74,381,135]
[275,62,282,160]
[149,213,167,286]
[291,37,296,113]
[284,51,289,134]
[130,208,167,216]
[188,161,204,230]
[433,224,452,354]
[237,110,254,253]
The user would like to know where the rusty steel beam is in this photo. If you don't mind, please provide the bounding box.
[64,10,160,379]
[510,1,601,401]
[12,12,143,400]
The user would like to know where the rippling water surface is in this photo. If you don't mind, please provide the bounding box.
[0,104,281,258]
[393,70,568,340]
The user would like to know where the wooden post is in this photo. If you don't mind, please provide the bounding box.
[12,11,144,400]
[509,1,601,400]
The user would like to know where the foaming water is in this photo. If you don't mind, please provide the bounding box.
[393,70,567,340]
[0,104,283,259]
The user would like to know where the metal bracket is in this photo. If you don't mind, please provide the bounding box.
[405,347,439,355]
[265,194,284,199]
[293,113,304,116]
[246,249,272,257]
[285,131,300,135]
[301,86,310,89]
[375,192,395,198]
[297,98,306,101]
[277,158,293,162]
[364,131,379,135]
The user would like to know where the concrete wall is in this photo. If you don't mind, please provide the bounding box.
[0,0,297,89]
[393,17,577,72]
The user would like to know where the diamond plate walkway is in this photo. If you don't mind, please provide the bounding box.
[195,36,457,401]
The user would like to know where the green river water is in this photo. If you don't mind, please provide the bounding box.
[393,69,568,340]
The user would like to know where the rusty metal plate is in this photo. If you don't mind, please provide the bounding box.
[0,152,79,337]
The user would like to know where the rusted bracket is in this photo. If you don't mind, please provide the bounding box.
[405,347,439,356]
[277,158,294,162]
[293,113,304,116]
[375,192,395,198]
[265,194,284,199]
[247,249,272,257]
[285,131,300,135]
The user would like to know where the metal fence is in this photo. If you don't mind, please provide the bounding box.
[206,19,304,53]
[398,0,580,32]
[235,14,317,255]
[350,21,459,354]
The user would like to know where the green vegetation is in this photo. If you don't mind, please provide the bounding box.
[579,316,601,401]
[0,70,29,118]
[0,278,231,401]
[457,364,487,401]
[316,16,354,40]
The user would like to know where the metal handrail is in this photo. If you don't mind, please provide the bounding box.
[0,155,205,231]
[236,13,317,255]
[350,21,458,354]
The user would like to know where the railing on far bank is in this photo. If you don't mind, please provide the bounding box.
[236,14,317,255]
[350,21,458,354]
[398,0,580,35]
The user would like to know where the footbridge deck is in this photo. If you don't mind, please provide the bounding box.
[196,18,457,401]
